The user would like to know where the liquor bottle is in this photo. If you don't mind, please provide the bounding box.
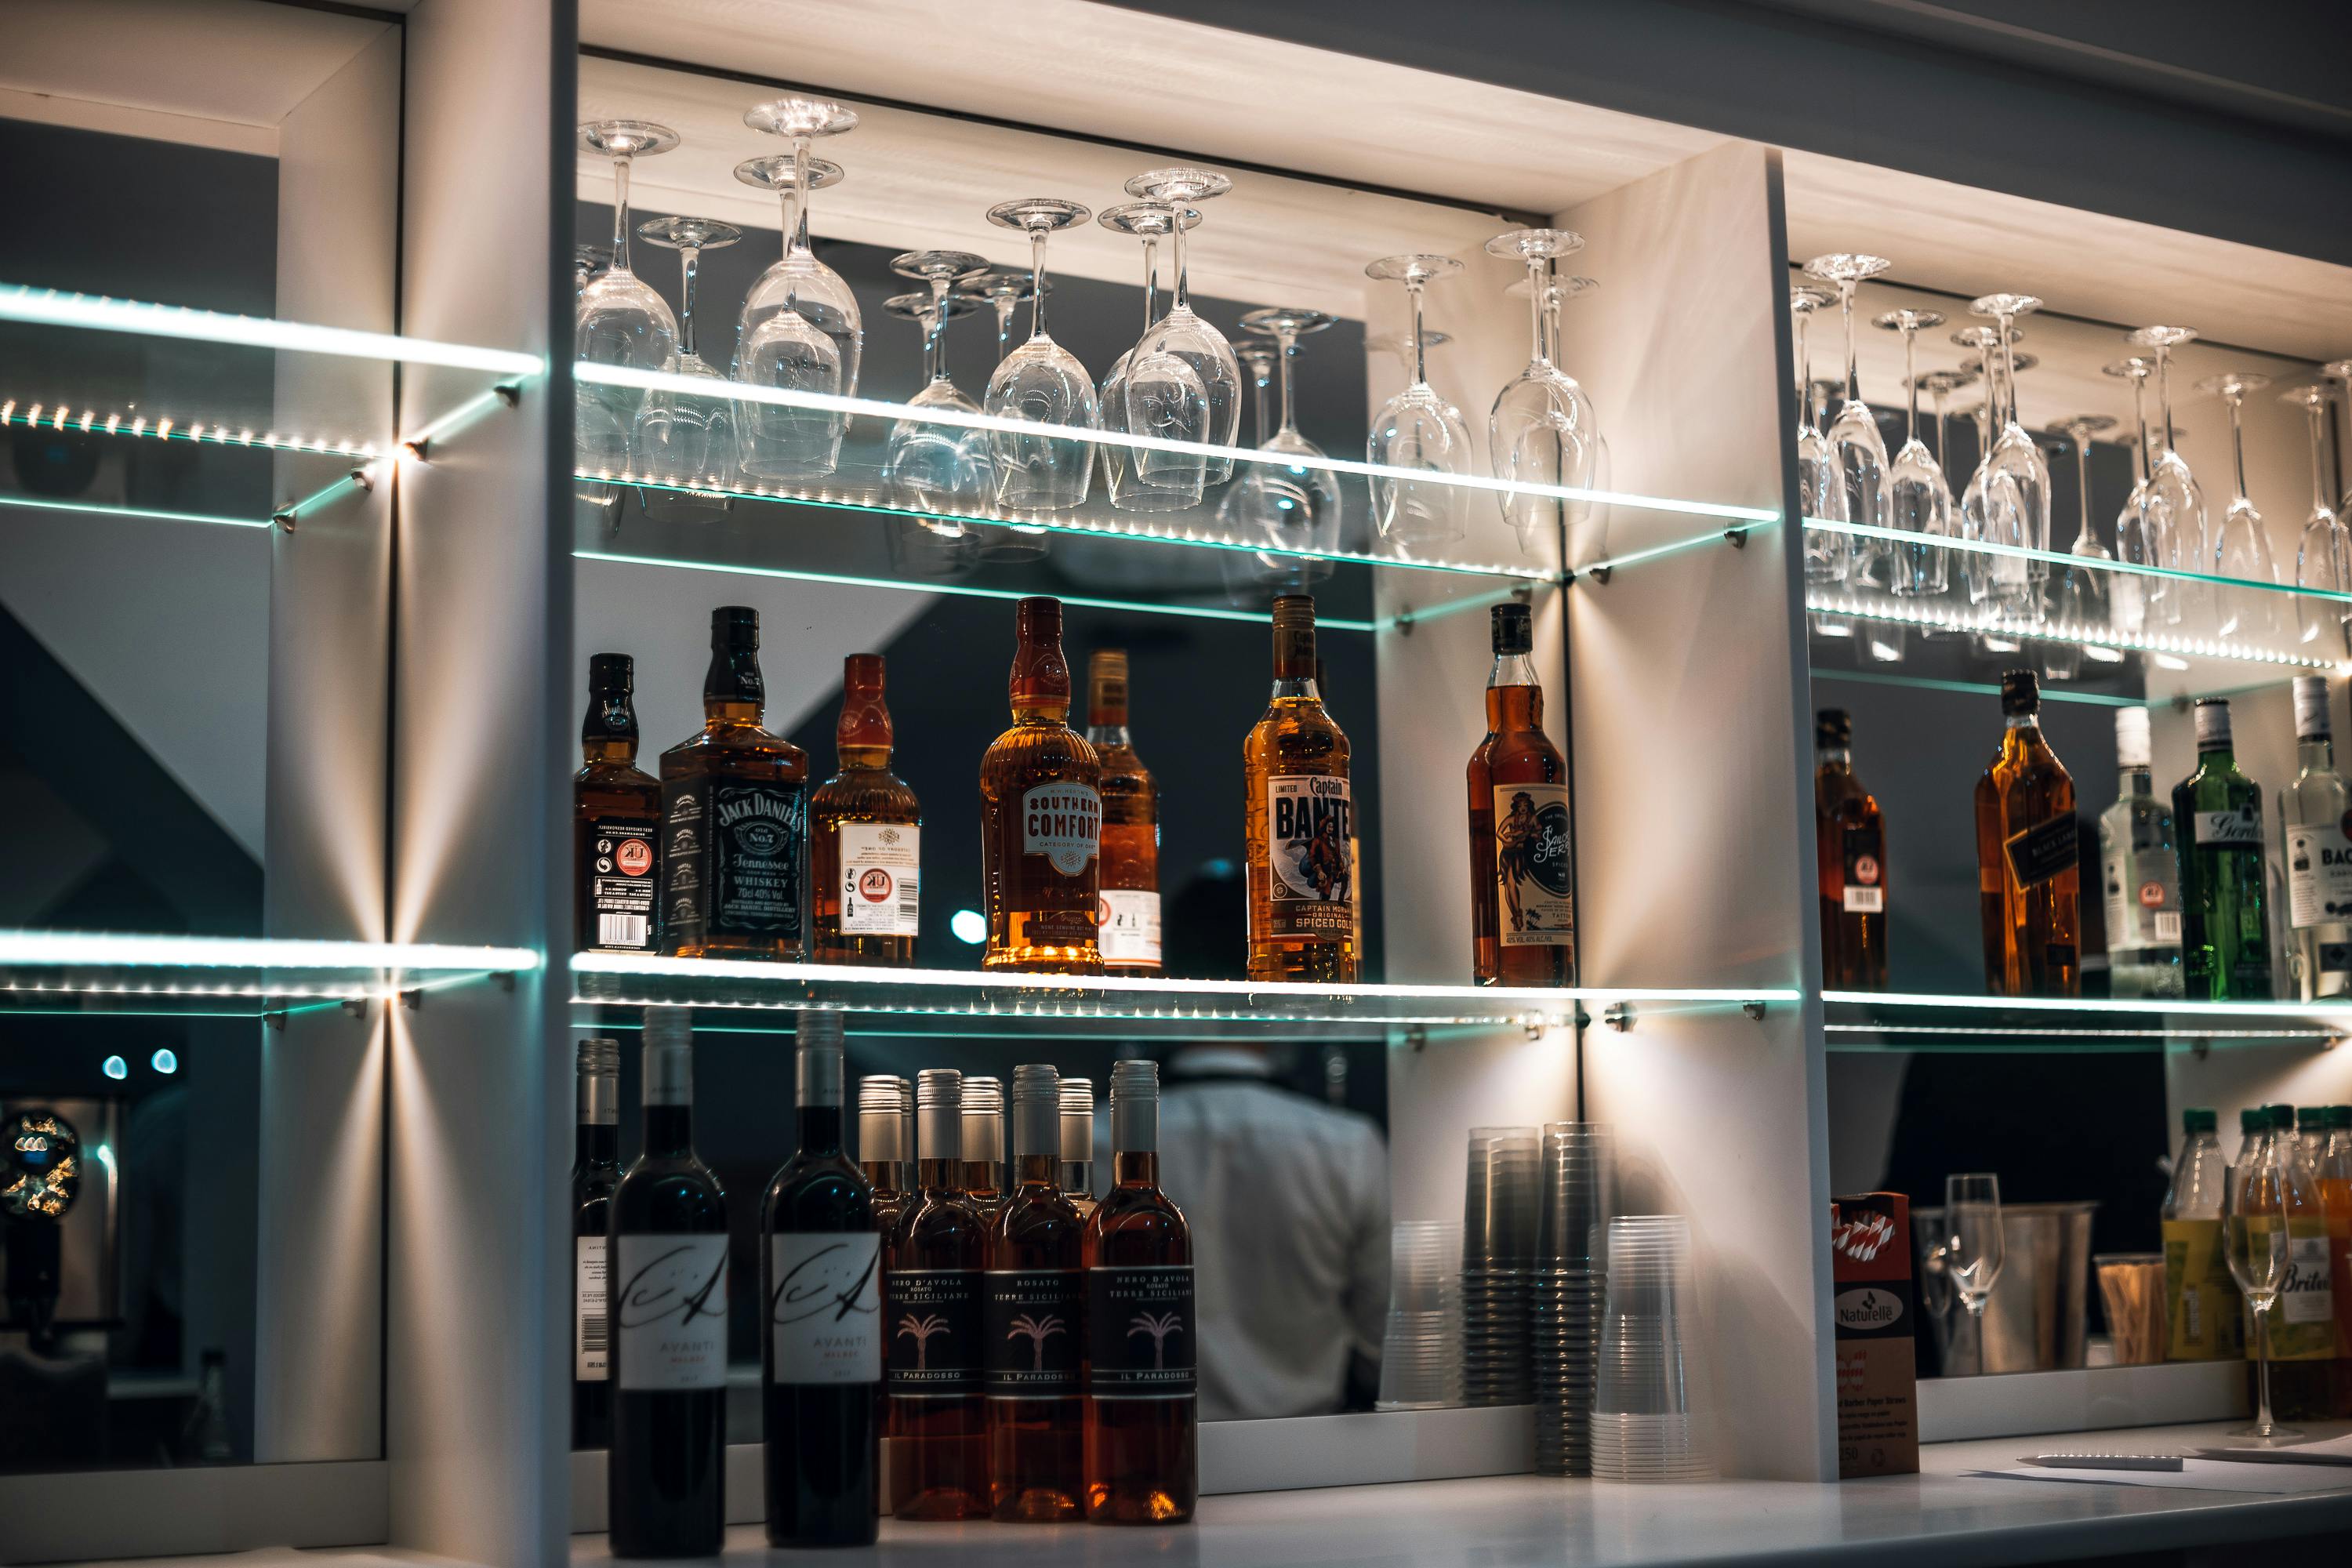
[573,1038,622,1449]
[2281,677,2352,1000]
[2321,1105,2352,1417]
[1468,603,1573,987]
[1973,670,2080,996]
[1083,1060,1196,1525]
[2173,698,2272,1001]
[960,1076,1006,1215]
[857,1075,909,1237]
[2100,706,2184,998]
[661,607,810,960]
[2160,1107,2240,1362]
[1060,1076,1097,1219]
[2253,1105,2337,1421]
[887,1069,989,1519]
[575,654,660,954]
[608,1007,728,1559]
[1813,708,1887,990]
[811,654,922,966]
[1087,650,1163,974]
[986,1064,1087,1520]
[1316,656,1366,962]
[1246,597,1357,983]
[761,1011,880,1546]
[979,598,1103,973]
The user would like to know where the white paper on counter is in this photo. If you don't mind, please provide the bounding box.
[2194,1431,2352,1467]
[1969,1459,2352,1496]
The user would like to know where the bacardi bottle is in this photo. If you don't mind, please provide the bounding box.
[1973,670,2080,995]
[2173,697,2272,1000]
[1245,596,1356,983]
[979,598,1103,973]
[2281,677,2351,1000]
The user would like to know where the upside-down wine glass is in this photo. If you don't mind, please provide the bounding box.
[2129,326,2209,626]
[1366,327,1450,386]
[2223,1136,2303,1445]
[1792,285,1846,587]
[2036,416,2118,682]
[2287,383,2352,655]
[1872,307,1950,597]
[1804,255,1895,589]
[1488,228,1599,551]
[2199,371,2280,641]
[1971,294,2053,621]
[2101,357,2169,636]
[1124,168,1242,489]
[1365,254,1473,551]
[1512,268,1606,523]
[731,146,853,480]
[575,245,609,299]
[1218,338,1278,546]
[983,198,1098,512]
[1096,201,1203,512]
[2325,361,2352,519]
[1230,306,1344,577]
[1944,1173,2005,1377]
[957,267,1039,367]
[630,216,742,521]
[881,248,995,525]
[1950,328,2002,609]
[575,120,681,509]
[1911,365,1976,636]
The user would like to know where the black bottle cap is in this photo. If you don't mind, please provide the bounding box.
[2183,1107,2216,1134]
[587,652,633,691]
[1816,708,1852,749]
[2297,1105,2328,1132]
[1490,602,1533,655]
[712,604,759,644]
[1999,669,2039,716]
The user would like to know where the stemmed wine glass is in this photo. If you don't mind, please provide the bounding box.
[881,249,995,523]
[1229,307,1344,572]
[2101,357,2171,635]
[575,120,681,508]
[575,245,609,299]
[2286,383,2352,654]
[2032,417,2116,682]
[1944,1173,2005,1376]
[1510,268,1605,521]
[1096,201,1204,512]
[1366,327,1450,386]
[2325,361,2352,518]
[731,145,853,480]
[630,216,742,521]
[1803,255,1895,587]
[1218,338,1279,545]
[2223,1137,2303,1445]
[2128,326,2209,626]
[1970,295,2053,621]
[982,198,1098,512]
[957,267,1041,367]
[2198,371,2280,641]
[1871,307,1951,597]
[1791,285,1845,586]
[1365,254,1473,551]
[1123,168,1243,489]
[1488,228,1599,550]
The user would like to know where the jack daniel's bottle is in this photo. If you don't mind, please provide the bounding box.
[661,607,810,960]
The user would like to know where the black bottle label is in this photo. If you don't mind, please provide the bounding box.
[884,1267,980,1396]
[2002,814,2078,889]
[584,813,658,951]
[662,779,806,946]
[981,1269,1083,1396]
[1086,1265,1196,1398]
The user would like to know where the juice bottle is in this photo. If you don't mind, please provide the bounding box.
[2316,1104,2352,1417]
[2161,1107,2240,1360]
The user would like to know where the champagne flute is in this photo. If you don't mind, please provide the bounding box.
[2223,1138,2303,1444]
[983,197,1098,512]
[1792,285,1845,586]
[1871,307,1949,597]
[730,151,850,480]
[575,120,681,507]
[1365,253,1473,551]
[1096,201,1204,512]
[2285,383,2352,654]
[631,216,741,521]
[2128,325,2209,626]
[1803,254,1895,586]
[1123,167,1242,486]
[1970,295,2053,620]
[1944,1173,2005,1376]
[2198,371,2279,641]
[1488,228,1599,550]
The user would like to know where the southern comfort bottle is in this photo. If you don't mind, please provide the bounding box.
[810,654,921,966]
[1245,596,1357,983]
[1466,603,1572,986]
[1087,650,1162,974]
[1973,670,2079,995]
[985,1064,1086,1520]
[660,607,810,960]
[1083,1059,1196,1524]
[1814,707,1889,989]
[979,598,1103,972]
[886,1069,989,1519]
[575,653,660,954]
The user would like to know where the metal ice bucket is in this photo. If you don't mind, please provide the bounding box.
[1914,1200,2098,1375]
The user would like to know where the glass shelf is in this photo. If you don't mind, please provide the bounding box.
[0,932,541,1019]
[1823,989,2350,1051]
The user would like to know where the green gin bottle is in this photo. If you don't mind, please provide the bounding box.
[2172,697,2272,1000]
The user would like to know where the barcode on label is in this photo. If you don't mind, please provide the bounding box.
[2155,912,2182,941]
[579,1312,607,1353]
[901,877,920,921]
[599,913,648,947]
[1842,887,1884,913]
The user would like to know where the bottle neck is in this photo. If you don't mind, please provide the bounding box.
[583,688,640,764]
[797,1102,843,1159]
[704,640,765,724]
[1272,622,1316,687]
[858,1159,897,1192]
[2004,710,2041,740]
[1112,1149,1162,1189]
[917,1156,962,1194]
[2299,734,2335,771]
[1485,652,1543,731]
[1014,1150,1061,1191]
[2198,742,2237,768]
[1014,696,1073,725]
[575,1120,619,1172]
[1817,745,1852,774]
[838,744,892,770]
[583,735,638,765]
[2118,764,2152,796]
[1062,1160,1093,1192]
[641,1103,694,1160]
[1085,720,1132,747]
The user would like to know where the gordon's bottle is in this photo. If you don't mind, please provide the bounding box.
[2281,677,2352,1000]
[2258,1104,2337,1421]
[2098,706,2183,997]
[2173,698,2271,1000]
[2161,1107,2240,1361]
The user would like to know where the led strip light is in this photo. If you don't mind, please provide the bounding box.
[1822,988,2352,1020]
[1807,592,2347,673]
[0,932,539,972]
[1805,517,2352,607]
[1,285,543,377]
[1,397,377,459]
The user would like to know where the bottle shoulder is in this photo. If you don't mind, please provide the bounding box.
[661,722,808,780]
[810,766,922,822]
[1083,1184,1191,1258]
[1246,700,1350,768]
[893,1189,989,1258]
[993,1186,1086,1261]
[575,759,659,793]
[980,721,1102,789]
[613,1156,728,1227]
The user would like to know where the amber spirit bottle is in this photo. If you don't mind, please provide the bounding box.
[1466,603,1572,986]
[2175,697,2274,1001]
[575,653,660,954]
[1246,597,1357,982]
[980,598,1104,972]
[1060,1077,1097,1220]
[886,1069,989,1519]
[1083,1060,1196,1524]
[960,1076,1007,1217]
[1973,670,2080,995]
[1087,650,1162,974]
[810,654,921,966]
[660,607,810,959]
[1815,708,1889,989]
[986,1065,1087,1520]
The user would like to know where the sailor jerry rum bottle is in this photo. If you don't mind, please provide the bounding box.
[1087,651,1162,974]
[811,654,921,966]
[661,607,810,960]
[575,653,660,954]
[1814,708,1889,989]
[1246,597,1357,983]
[1973,670,2080,996]
[980,598,1103,972]
[886,1070,989,1519]
[985,1065,1086,1520]
[1467,603,1572,986]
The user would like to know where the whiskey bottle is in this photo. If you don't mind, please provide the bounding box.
[1060,1076,1097,1219]
[811,654,922,966]
[960,1076,1006,1216]
[985,1064,1086,1520]
[980,598,1104,973]
[1083,1059,1196,1524]
[660,607,810,960]
[857,1075,909,1237]
[2281,677,2351,1001]
[886,1069,989,1519]
[576,653,660,954]
[1973,670,2080,996]
[572,1037,621,1450]
[2173,697,2272,1001]
[1087,650,1162,974]
[1246,597,1357,983]
[2100,706,2184,998]
[1468,603,1572,986]
[1813,708,1888,990]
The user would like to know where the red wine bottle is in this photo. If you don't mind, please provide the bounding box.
[608,1008,728,1558]
[572,1037,621,1450]
[761,1010,880,1545]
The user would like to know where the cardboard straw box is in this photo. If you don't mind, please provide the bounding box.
[1829,1192,1919,1478]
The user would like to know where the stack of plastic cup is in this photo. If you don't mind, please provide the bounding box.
[1532,1122,1617,1475]
[1377,1219,1465,1410]
[1461,1126,1540,1406]
[1592,1214,1717,1482]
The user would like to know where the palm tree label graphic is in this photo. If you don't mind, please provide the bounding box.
[883,1268,979,1392]
[1086,1265,1196,1394]
[982,1270,1083,1392]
